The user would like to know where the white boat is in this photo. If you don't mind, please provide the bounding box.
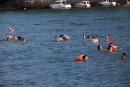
[75,1,91,8]
[49,0,72,9]
[98,0,116,6]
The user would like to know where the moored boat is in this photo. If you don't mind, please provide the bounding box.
[98,0,116,6]
[49,0,72,9]
[75,1,91,8]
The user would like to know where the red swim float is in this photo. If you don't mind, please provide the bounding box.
[74,55,88,61]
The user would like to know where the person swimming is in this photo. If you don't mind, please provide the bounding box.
[13,36,17,40]
[106,35,114,42]
[107,43,118,52]
[6,36,13,41]
[60,34,69,41]
[21,38,26,43]
[60,35,64,41]
[74,55,88,61]
[0,35,17,42]
[87,35,91,39]
[97,45,103,50]
[106,35,109,42]
[18,36,22,40]
[92,36,98,44]
[8,27,14,32]
[63,35,69,39]
[54,36,60,42]
[122,52,126,60]
[83,34,86,40]
[18,36,26,43]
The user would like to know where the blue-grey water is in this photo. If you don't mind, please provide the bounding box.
[0,5,130,87]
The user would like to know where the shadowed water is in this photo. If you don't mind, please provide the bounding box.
[0,5,130,87]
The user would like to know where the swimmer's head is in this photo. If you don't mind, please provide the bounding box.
[22,38,26,43]
[106,35,108,39]
[60,35,64,38]
[13,36,17,39]
[93,36,96,39]
[109,42,113,46]
[18,36,22,40]
[83,34,86,39]
[122,52,126,60]
[97,45,103,50]
[82,55,88,60]
[87,36,90,38]
[6,37,10,41]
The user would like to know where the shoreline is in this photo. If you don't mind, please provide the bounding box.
[0,2,128,10]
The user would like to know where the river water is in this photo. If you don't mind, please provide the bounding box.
[0,5,130,87]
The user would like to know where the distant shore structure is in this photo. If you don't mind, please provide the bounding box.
[0,0,128,9]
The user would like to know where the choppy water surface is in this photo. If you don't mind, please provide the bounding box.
[0,5,130,87]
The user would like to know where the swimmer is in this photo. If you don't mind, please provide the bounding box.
[122,53,126,60]
[8,27,14,32]
[87,35,91,38]
[55,36,60,42]
[60,34,69,41]
[110,43,118,50]
[13,35,17,40]
[83,34,86,39]
[106,35,109,42]
[0,35,17,42]
[74,55,88,61]
[18,36,22,40]
[60,35,64,41]
[6,36,13,41]
[63,35,69,39]
[106,35,114,42]
[18,36,26,43]
[97,45,104,50]
[92,36,98,44]
[62,35,69,41]
[107,43,118,52]
[108,45,113,52]
[97,45,107,51]
[22,38,26,43]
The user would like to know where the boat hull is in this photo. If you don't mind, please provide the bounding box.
[49,4,71,9]
[99,1,116,6]
[99,2,111,6]
[110,2,116,6]
[75,3,91,8]
[75,1,91,8]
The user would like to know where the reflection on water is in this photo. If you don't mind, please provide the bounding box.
[0,5,130,87]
